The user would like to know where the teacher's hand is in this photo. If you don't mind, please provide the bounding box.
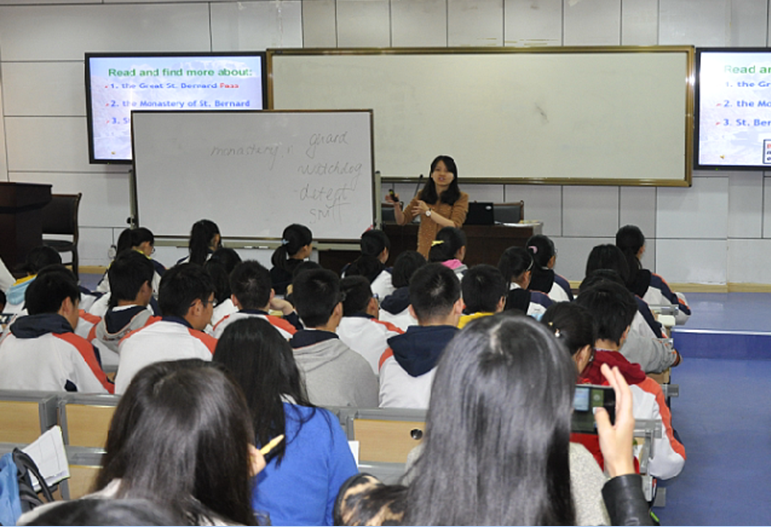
[412,200,430,217]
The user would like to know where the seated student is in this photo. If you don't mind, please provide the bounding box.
[616,224,691,325]
[337,275,403,375]
[114,263,217,394]
[0,267,113,393]
[573,282,686,480]
[379,250,426,331]
[176,219,221,266]
[581,270,681,374]
[5,246,62,315]
[3,256,102,342]
[214,318,357,526]
[19,360,266,526]
[284,260,322,305]
[204,247,242,328]
[458,264,507,328]
[96,227,165,296]
[88,251,157,369]
[289,268,378,407]
[212,260,299,340]
[497,246,552,318]
[379,263,463,409]
[428,226,467,280]
[271,224,313,295]
[585,244,664,339]
[526,234,573,302]
[344,229,395,299]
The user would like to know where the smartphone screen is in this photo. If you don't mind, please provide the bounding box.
[571,384,615,434]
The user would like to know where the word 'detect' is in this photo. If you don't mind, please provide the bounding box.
[299,174,360,211]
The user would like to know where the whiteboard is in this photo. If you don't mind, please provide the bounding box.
[131,110,375,240]
[269,48,694,186]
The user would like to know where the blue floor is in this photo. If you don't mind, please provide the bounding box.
[673,293,771,360]
[654,358,771,525]
[653,293,771,525]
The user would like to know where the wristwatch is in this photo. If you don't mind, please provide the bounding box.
[425,209,432,217]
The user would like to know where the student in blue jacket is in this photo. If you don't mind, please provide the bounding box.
[214,317,357,526]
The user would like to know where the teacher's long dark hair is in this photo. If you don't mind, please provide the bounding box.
[419,155,461,205]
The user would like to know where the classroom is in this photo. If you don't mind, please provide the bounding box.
[1,1,770,525]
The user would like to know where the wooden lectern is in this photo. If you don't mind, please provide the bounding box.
[0,182,52,275]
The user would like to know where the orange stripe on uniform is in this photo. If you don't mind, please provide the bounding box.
[212,314,230,333]
[86,324,98,342]
[79,310,101,325]
[54,332,114,394]
[379,348,394,371]
[371,319,404,335]
[188,328,217,354]
[639,377,687,460]
[266,315,297,336]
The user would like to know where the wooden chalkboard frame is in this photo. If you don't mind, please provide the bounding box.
[267,46,694,187]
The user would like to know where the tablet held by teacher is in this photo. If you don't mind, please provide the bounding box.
[385,155,469,258]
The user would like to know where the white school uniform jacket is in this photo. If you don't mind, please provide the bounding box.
[0,314,113,393]
[336,315,403,375]
[0,258,13,293]
[212,309,298,340]
[642,274,691,325]
[630,378,686,480]
[378,325,458,409]
[378,287,417,332]
[378,308,417,332]
[210,298,238,330]
[115,316,216,394]
[369,270,396,300]
[3,308,102,342]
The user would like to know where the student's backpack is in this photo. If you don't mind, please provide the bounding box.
[0,449,55,525]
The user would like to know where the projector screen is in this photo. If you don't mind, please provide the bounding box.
[696,48,771,169]
[85,52,266,164]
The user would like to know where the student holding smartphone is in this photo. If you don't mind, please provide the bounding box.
[335,314,650,526]
[544,296,686,481]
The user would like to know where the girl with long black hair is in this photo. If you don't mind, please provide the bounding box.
[214,318,357,525]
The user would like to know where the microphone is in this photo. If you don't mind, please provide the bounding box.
[414,174,424,197]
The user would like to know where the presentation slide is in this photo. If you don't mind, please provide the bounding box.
[86,54,265,163]
[698,50,771,168]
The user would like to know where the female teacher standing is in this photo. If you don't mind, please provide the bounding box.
[386,155,469,258]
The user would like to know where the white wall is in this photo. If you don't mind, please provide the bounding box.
[0,0,768,286]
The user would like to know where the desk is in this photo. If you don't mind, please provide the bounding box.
[318,222,542,274]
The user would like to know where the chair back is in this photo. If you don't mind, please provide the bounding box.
[349,408,426,464]
[58,393,120,448]
[42,193,81,238]
[60,446,106,499]
[0,391,58,444]
[493,201,524,224]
